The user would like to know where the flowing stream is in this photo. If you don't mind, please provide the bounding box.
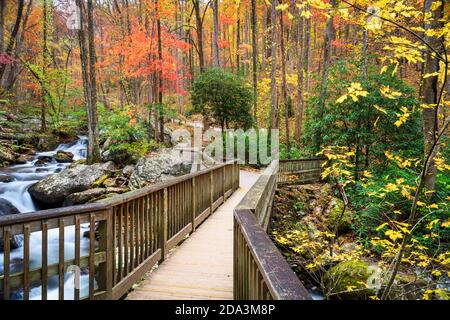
[0,137,95,300]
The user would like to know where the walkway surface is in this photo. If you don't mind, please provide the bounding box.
[126,170,260,300]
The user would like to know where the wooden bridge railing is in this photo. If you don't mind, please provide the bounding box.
[0,160,239,300]
[278,158,325,185]
[234,158,324,300]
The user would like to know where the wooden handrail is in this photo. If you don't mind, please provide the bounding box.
[0,160,240,300]
[234,209,311,300]
[233,158,324,300]
[0,161,236,227]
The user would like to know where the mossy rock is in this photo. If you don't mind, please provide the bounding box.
[324,260,375,300]
[326,198,353,235]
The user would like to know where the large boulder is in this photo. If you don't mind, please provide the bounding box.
[0,145,16,165]
[29,161,115,205]
[325,198,353,235]
[129,149,191,190]
[55,150,74,163]
[323,260,376,300]
[63,188,106,206]
[0,198,24,251]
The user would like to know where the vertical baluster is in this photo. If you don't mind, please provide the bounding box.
[150,193,154,253]
[23,224,30,300]
[112,206,117,285]
[74,216,80,300]
[2,227,10,300]
[130,200,135,269]
[134,200,140,266]
[140,197,145,262]
[124,202,129,276]
[118,204,123,281]
[41,221,48,300]
[191,177,196,231]
[210,171,214,213]
[143,196,148,259]
[160,188,168,261]
[58,218,65,300]
[89,214,95,299]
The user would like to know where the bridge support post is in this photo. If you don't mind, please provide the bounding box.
[160,188,168,261]
[210,171,214,215]
[191,177,196,232]
[97,208,113,299]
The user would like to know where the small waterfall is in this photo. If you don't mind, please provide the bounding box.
[0,136,87,213]
[0,136,89,299]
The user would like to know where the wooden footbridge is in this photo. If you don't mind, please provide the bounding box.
[0,158,324,300]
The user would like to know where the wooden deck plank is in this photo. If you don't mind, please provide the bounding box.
[126,171,259,300]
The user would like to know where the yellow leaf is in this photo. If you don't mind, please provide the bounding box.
[385,229,403,241]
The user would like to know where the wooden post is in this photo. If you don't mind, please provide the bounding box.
[222,165,225,200]
[191,176,196,232]
[98,208,113,299]
[160,188,168,261]
[210,170,214,213]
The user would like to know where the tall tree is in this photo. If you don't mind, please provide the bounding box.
[269,0,278,130]
[250,0,257,121]
[279,7,290,151]
[76,0,100,164]
[315,0,336,150]
[0,0,24,84]
[0,0,4,55]
[192,0,205,72]
[295,8,304,143]
[156,0,164,142]
[236,0,241,73]
[41,0,50,131]
[212,0,220,67]
[420,0,444,191]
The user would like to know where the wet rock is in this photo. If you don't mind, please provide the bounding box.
[63,188,106,206]
[122,165,135,178]
[101,148,130,165]
[129,149,192,190]
[29,161,115,205]
[0,145,16,164]
[34,159,46,167]
[37,155,53,163]
[0,174,12,183]
[54,150,74,163]
[0,198,24,251]
[15,154,34,164]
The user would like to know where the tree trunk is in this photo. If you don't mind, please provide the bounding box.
[41,0,49,131]
[0,0,4,54]
[420,0,444,192]
[295,9,304,143]
[77,0,100,164]
[156,0,164,142]
[236,1,241,73]
[269,0,278,130]
[250,0,258,121]
[86,0,101,163]
[304,7,311,94]
[212,0,220,67]
[192,0,205,72]
[315,0,336,151]
[280,9,290,151]
[0,0,24,83]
